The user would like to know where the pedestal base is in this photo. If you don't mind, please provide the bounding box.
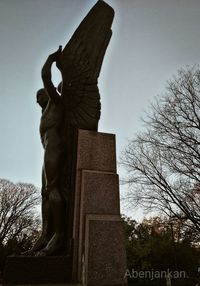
[3,256,71,285]
[72,130,127,285]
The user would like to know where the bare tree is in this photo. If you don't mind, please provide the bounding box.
[0,179,40,244]
[121,66,200,231]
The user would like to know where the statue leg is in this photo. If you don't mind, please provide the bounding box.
[36,146,66,256]
[22,168,53,255]
[41,167,54,240]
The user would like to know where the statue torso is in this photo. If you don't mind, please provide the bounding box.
[40,100,63,147]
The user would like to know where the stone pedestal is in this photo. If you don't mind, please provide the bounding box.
[3,130,127,286]
[3,256,70,285]
[72,130,127,285]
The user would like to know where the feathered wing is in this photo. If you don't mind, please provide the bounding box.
[60,0,114,131]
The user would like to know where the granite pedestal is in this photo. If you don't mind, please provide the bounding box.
[3,130,127,286]
[3,256,70,285]
[72,130,127,285]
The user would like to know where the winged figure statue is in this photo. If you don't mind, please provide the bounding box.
[26,0,114,257]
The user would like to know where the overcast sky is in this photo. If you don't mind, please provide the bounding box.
[1,0,200,217]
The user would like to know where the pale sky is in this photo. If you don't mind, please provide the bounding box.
[1,0,200,217]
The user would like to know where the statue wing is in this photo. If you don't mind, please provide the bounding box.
[60,0,114,130]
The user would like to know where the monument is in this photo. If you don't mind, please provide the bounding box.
[4,1,127,285]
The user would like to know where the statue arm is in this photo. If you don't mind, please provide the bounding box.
[41,46,62,103]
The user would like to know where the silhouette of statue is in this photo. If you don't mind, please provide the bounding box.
[26,0,114,256]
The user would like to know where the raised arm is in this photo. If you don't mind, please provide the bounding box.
[41,46,62,103]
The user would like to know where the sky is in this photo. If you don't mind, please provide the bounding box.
[1,0,200,218]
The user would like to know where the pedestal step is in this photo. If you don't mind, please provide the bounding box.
[3,256,71,285]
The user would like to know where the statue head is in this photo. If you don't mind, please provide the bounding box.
[36,88,48,108]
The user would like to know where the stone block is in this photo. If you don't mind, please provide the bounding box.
[80,170,120,215]
[77,171,120,279]
[84,215,127,286]
[72,130,118,280]
[76,129,116,172]
[3,256,70,285]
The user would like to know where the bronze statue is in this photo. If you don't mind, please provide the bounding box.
[23,47,65,256]
[26,0,114,256]
[34,47,66,256]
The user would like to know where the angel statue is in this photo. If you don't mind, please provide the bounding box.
[25,0,114,256]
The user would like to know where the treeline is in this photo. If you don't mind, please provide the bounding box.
[123,216,200,286]
[0,179,40,274]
